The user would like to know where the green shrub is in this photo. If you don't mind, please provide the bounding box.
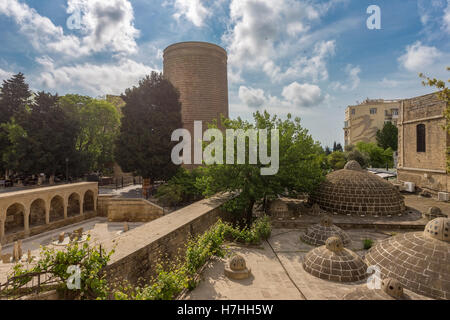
[156,168,205,206]
[4,237,114,300]
[363,238,374,250]
[112,216,272,300]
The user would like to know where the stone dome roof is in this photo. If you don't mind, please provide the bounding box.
[365,218,450,300]
[303,236,367,282]
[310,161,405,217]
[342,278,430,300]
[229,255,247,271]
[301,215,351,246]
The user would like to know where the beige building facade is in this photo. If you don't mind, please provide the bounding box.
[344,99,401,147]
[397,92,449,193]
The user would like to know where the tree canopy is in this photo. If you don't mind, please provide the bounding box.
[115,72,182,180]
[376,121,398,151]
[196,111,325,225]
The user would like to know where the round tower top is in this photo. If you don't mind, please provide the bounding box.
[163,41,227,57]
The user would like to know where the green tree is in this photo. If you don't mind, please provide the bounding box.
[19,92,79,177]
[327,151,347,170]
[346,148,369,168]
[115,72,182,181]
[355,141,393,168]
[0,73,32,174]
[60,95,120,174]
[196,111,325,226]
[376,121,398,151]
[333,141,343,152]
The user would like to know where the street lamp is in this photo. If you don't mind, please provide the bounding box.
[65,157,69,183]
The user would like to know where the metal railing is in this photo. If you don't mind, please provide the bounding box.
[0,271,61,300]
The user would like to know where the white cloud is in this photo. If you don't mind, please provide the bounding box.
[331,64,361,91]
[223,0,339,83]
[36,57,157,96]
[0,68,14,82]
[282,82,324,108]
[444,0,450,33]
[239,86,267,108]
[379,78,399,88]
[172,0,211,27]
[238,82,324,110]
[0,0,139,58]
[398,41,442,72]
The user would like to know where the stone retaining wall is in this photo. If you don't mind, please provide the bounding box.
[102,193,233,285]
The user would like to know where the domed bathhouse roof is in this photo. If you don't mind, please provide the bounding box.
[309,161,405,217]
[303,236,367,282]
[301,215,351,246]
[342,278,430,300]
[365,217,450,300]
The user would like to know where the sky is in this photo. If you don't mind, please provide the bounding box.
[0,0,449,148]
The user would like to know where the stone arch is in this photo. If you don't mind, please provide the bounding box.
[29,198,46,228]
[83,190,95,213]
[50,195,65,222]
[67,193,81,217]
[5,203,26,235]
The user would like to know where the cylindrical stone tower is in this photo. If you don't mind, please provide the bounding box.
[163,41,229,165]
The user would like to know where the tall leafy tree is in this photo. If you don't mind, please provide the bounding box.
[376,121,398,151]
[196,111,325,226]
[19,92,79,177]
[0,73,31,174]
[60,95,120,174]
[115,72,182,181]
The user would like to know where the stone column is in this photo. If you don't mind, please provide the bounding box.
[63,202,68,219]
[24,211,30,236]
[45,202,50,225]
[80,198,84,215]
[0,218,5,244]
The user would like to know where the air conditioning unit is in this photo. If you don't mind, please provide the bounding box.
[404,182,415,193]
[438,192,449,202]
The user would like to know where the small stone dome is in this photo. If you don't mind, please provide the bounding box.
[342,277,429,300]
[225,255,251,280]
[310,161,405,217]
[424,217,450,242]
[344,160,362,171]
[229,255,247,271]
[301,216,351,246]
[382,278,403,299]
[325,236,344,252]
[320,215,333,227]
[423,206,446,220]
[269,199,290,219]
[365,217,450,300]
[303,237,367,282]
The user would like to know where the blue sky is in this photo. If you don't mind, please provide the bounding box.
[0,0,449,148]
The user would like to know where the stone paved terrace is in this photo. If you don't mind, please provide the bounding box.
[184,228,430,300]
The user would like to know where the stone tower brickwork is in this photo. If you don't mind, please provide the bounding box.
[163,42,229,165]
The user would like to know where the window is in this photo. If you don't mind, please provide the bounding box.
[392,109,399,115]
[370,108,377,115]
[351,109,355,115]
[417,124,426,152]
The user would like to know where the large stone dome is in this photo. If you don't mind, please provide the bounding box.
[310,161,405,216]
[365,218,450,300]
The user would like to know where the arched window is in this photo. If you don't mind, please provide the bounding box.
[416,124,426,152]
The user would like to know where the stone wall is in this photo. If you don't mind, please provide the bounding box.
[106,198,164,222]
[102,193,233,285]
[397,92,449,193]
